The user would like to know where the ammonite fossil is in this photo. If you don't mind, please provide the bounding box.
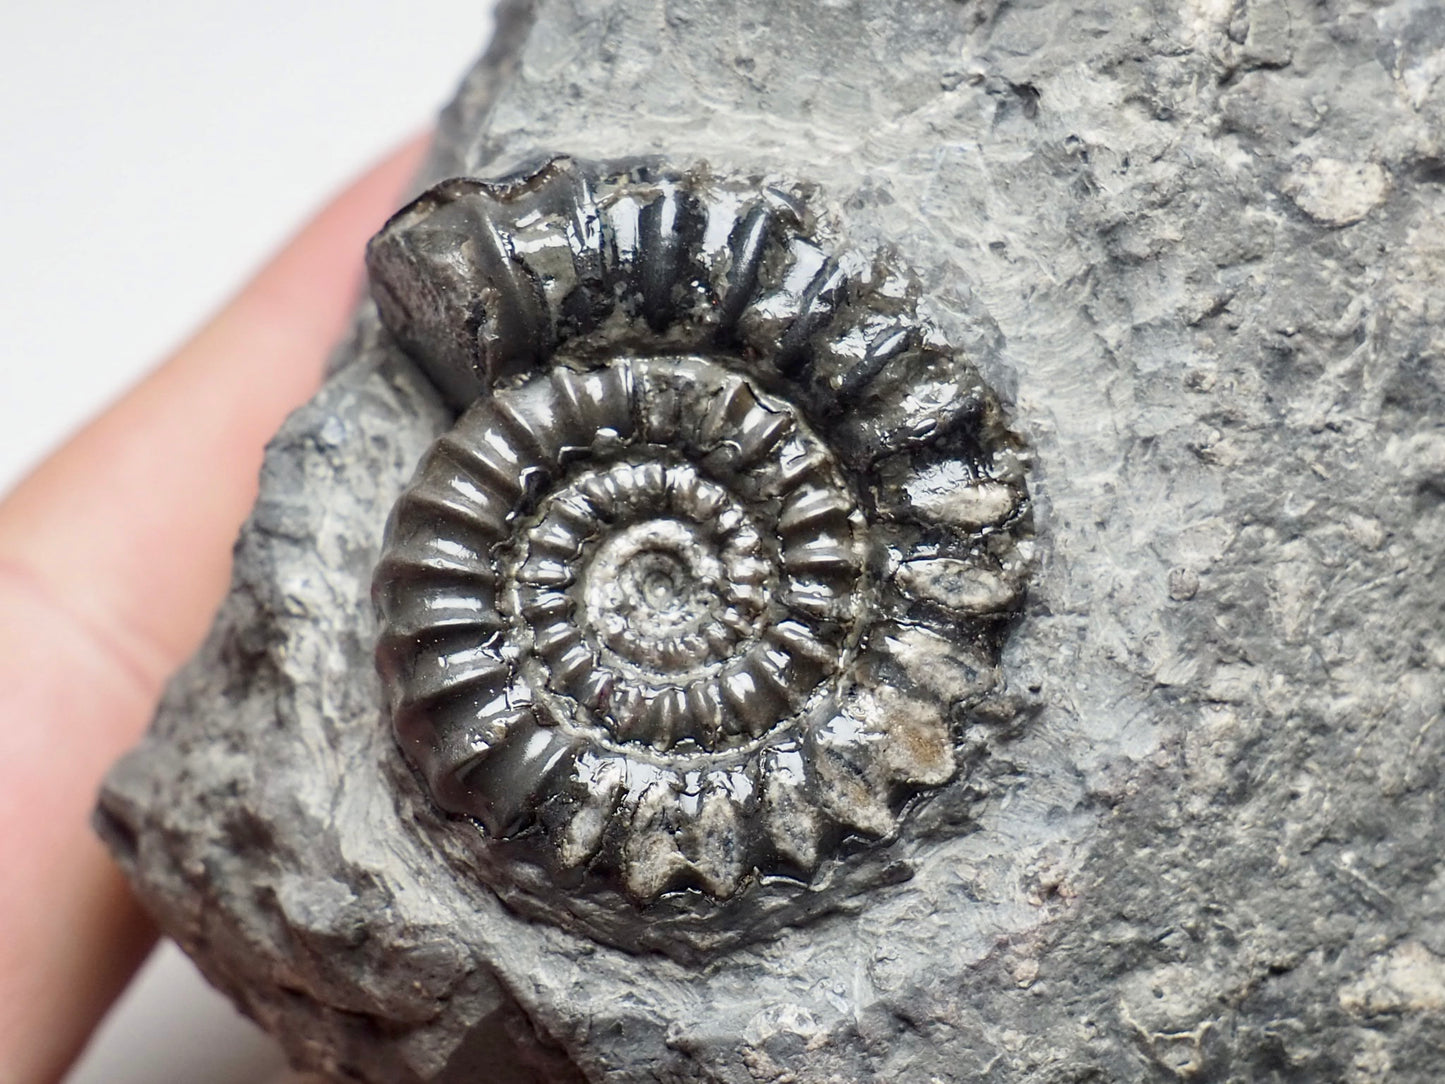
[368,156,1030,945]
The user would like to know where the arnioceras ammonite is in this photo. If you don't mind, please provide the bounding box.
[368,156,1031,936]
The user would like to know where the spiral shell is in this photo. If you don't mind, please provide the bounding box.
[369,157,1029,915]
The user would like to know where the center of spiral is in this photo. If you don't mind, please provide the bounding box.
[581,518,738,675]
[483,356,870,752]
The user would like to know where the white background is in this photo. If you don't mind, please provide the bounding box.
[0,2,499,1080]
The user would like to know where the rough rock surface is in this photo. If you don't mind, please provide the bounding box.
[99,0,1445,1080]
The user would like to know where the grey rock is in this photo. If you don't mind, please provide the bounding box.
[98,0,1445,1081]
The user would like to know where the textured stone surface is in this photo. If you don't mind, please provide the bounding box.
[99,0,1445,1080]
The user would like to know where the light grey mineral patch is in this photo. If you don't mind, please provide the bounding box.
[99,0,1445,1080]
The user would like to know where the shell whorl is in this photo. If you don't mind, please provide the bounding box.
[369,156,1030,910]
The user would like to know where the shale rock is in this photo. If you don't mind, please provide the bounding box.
[100,0,1445,1080]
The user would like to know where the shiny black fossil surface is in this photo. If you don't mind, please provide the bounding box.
[368,157,1031,938]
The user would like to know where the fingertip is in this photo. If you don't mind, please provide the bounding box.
[0,128,434,1084]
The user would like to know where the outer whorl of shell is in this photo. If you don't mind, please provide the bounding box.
[369,156,1030,912]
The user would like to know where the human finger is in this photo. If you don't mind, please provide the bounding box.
[0,131,428,1084]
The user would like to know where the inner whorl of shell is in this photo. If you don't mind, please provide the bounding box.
[507,360,867,750]
[383,356,866,761]
[369,156,1030,904]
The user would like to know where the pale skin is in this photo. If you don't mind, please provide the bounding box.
[0,135,428,1084]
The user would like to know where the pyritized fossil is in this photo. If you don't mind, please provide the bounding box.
[369,156,1030,927]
